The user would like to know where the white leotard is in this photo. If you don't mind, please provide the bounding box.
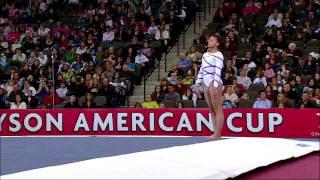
[195,51,224,87]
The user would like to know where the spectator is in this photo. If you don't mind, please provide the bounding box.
[142,95,159,108]
[42,87,61,108]
[151,85,164,104]
[37,51,48,66]
[25,90,38,109]
[10,94,27,109]
[265,11,282,28]
[164,85,181,101]
[283,83,300,105]
[182,88,197,107]
[253,90,272,108]
[82,92,96,108]
[176,101,185,108]
[176,53,192,73]
[274,92,289,108]
[160,78,170,94]
[135,50,149,72]
[147,21,158,36]
[237,68,252,90]
[263,62,276,80]
[64,95,80,108]
[97,78,116,107]
[293,57,313,76]
[12,48,26,64]
[253,70,267,87]
[240,92,250,101]
[22,80,36,97]
[224,85,239,107]
[134,102,143,108]
[102,26,114,47]
[175,77,188,96]
[155,23,170,49]
[299,92,317,108]
[56,81,68,99]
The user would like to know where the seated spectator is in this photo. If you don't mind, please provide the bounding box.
[102,26,114,47]
[182,88,197,107]
[141,41,153,61]
[253,90,272,108]
[155,23,170,48]
[242,0,261,16]
[274,92,289,108]
[175,77,188,96]
[224,85,239,107]
[164,84,181,101]
[168,64,184,78]
[294,76,304,95]
[222,96,233,109]
[265,11,282,28]
[160,78,170,93]
[37,23,51,37]
[147,21,158,36]
[253,70,267,87]
[132,25,144,41]
[64,95,80,108]
[231,77,245,94]
[287,42,302,58]
[142,95,159,108]
[263,62,275,80]
[193,33,206,45]
[158,102,165,108]
[82,92,96,108]
[182,70,196,85]
[12,48,26,64]
[240,92,250,100]
[299,92,317,108]
[265,85,276,101]
[76,41,87,55]
[134,102,143,108]
[176,101,185,108]
[10,94,27,109]
[25,90,38,109]
[56,81,68,99]
[61,63,74,82]
[135,50,149,72]
[167,72,178,85]
[223,71,233,85]
[70,55,84,74]
[237,68,252,90]
[176,53,192,73]
[37,51,48,66]
[151,85,165,104]
[224,35,237,54]
[293,57,313,76]
[283,83,300,104]
[119,64,136,87]
[7,83,23,103]
[42,87,61,108]
[22,80,36,97]
[97,78,116,107]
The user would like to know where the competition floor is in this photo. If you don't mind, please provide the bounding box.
[0,136,319,179]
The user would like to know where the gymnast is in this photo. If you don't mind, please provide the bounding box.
[195,34,224,139]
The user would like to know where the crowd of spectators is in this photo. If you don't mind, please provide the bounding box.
[0,0,201,109]
[140,0,320,109]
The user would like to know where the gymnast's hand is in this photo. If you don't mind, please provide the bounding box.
[195,85,201,97]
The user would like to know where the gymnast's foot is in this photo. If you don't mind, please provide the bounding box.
[208,134,221,140]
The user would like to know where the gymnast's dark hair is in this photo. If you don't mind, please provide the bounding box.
[209,34,224,50]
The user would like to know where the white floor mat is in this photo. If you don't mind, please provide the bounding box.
[1,137,319,179]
